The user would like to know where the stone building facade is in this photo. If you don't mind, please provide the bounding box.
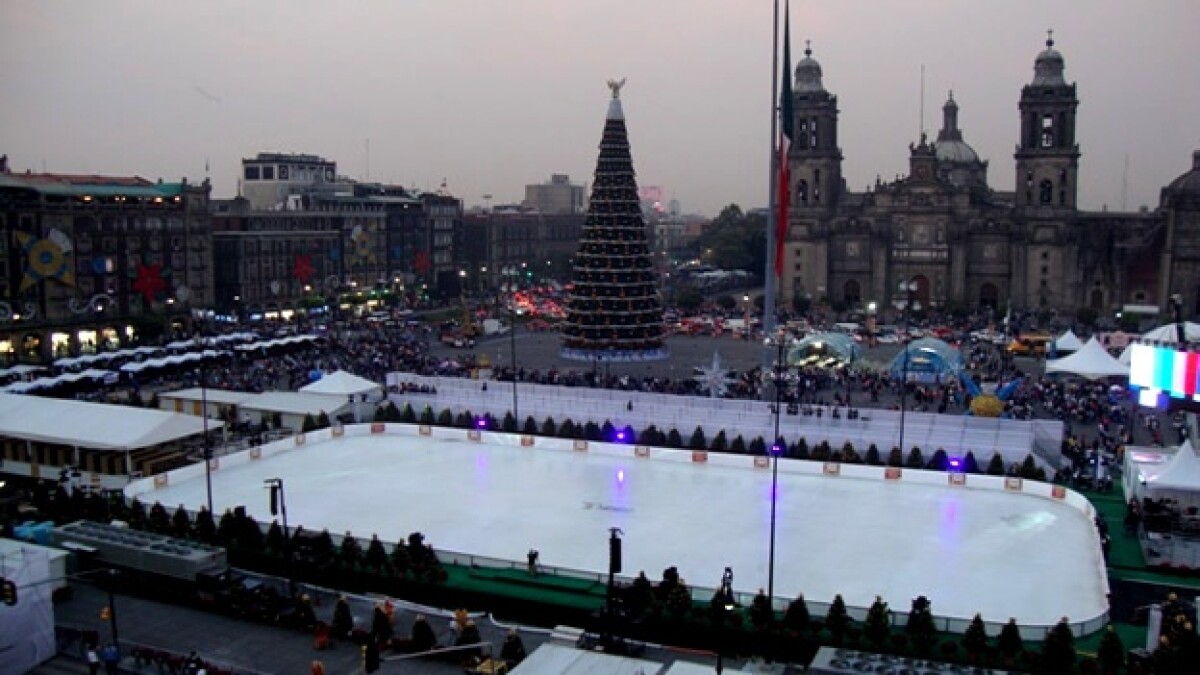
[0,167,211,362]
[783,36,1199,317]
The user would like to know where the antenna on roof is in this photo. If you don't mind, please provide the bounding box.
[1121,153,1129,211]
[365,138,371,181]
[919,64,926,140]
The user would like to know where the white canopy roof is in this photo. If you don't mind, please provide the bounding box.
[512,643,664,675]
[1120,322,1200,364]
[0,392,221,450]
[237,391,348,417]
[157,388,257,406]
[1054,329,1084,352]
[1147,440,1200,490]
[1045,337,1129,380]
[299,370,381,397]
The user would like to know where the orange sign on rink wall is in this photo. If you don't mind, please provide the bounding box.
[634,446,651,458]
[823,462,841,476]
[573,440,589,452]
[1051,485,1067,499]
[332,426,345,438]
[948,473,966,486]
[295,434,306,446]
[250,448,262,460]
[371,423,386,434]
[153,474,169,488]
[692,451,709,463]
[467,430,481,442]
[520,436,535,447]
[885,467,902,481]
[419,425,432,436]
[753,456,770,469]
[1005,477,1023,491]
[208,458,219,471]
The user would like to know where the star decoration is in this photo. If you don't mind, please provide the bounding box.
[132,263,167,305]
[293,254,315,285]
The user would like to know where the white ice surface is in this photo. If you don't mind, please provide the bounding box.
[143,434,1107,627]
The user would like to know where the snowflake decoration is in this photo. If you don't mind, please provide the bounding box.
[693,350,738,398]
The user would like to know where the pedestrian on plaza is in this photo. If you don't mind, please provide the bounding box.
[85,643,100,675]
[100,644,119,675]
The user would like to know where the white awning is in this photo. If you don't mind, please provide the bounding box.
[0,392,221,450]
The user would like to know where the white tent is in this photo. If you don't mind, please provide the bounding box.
[1119,322,1200,364]
[1143,440,1200,509]
[299,370,382,398]
[512,643,664,675]
[0,392,221,450]
[1045,337,1129,379]
[1054,330,1084,352]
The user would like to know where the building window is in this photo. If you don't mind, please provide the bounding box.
[1039,179,1053,204]
[1041,115,1054,147]
[797,179,809,205]
[262,166,275,180]
[244,166,260,180]
[1041,251,1049,260]
[1041,266,1048,275]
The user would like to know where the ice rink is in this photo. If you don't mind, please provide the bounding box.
[136,431,1108,629]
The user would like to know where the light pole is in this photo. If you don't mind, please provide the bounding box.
[502,266,520,428]
[763,329,791,606]
[896,281,921,456]
[715,566,735,674]
[194,335,213,516]
[264,478,293,595]
[743,294,751,340]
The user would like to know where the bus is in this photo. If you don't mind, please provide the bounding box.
[1006,333,1053,356]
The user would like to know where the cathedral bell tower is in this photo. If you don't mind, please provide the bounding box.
[790,42,843,211]
[1014,31,1080,211]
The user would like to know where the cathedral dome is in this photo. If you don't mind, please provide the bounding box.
[794,43,825,93]
[935,139,979,164]
[1166,149,1200,194]
[1032,32,1066,86]
[933,92,979,163]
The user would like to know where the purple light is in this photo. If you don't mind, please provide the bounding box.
[616,431,626,441]
[771,444,782,456]
[476,418,487,429]
[617,469,625,483]
[948,457,962,469]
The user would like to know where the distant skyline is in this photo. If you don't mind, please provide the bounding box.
[1,1,1197,217]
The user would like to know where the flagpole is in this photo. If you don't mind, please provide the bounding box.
[762,0,781,370]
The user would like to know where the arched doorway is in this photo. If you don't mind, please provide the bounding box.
[843,279,862,306]
[979,283,999,309]
[910,275,931,309]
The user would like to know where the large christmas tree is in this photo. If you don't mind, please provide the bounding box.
[560,80,667,363]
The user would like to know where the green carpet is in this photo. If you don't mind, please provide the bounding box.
[1080,484,1200,590]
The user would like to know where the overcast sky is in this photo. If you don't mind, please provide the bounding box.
[2,1,1197,217]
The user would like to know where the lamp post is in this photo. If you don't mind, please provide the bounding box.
[896,281,921,457]
[715,566,735,674]
[194,335,213,516]
[763,329,791,606]
[264,478,293,594]
[502,266,520,427]
[103,568,121,658]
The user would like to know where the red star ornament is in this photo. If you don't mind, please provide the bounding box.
[132,263,167,305]
[293,254,316,285]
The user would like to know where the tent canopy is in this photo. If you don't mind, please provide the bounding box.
[1054,330,1084,352]
[299,370,382,397]
[511,643,664,675]
[1046,337,1129,380]
[887,337,964,382]
[1120,322,1200,364]
[0,392,221,451]
[1143,440,1200,509]
[788,333,861,366]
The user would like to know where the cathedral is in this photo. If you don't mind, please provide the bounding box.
[783,35,1200,317]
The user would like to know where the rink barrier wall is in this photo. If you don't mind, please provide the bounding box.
[385,374,1065,469]
[123,422,1108,639]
